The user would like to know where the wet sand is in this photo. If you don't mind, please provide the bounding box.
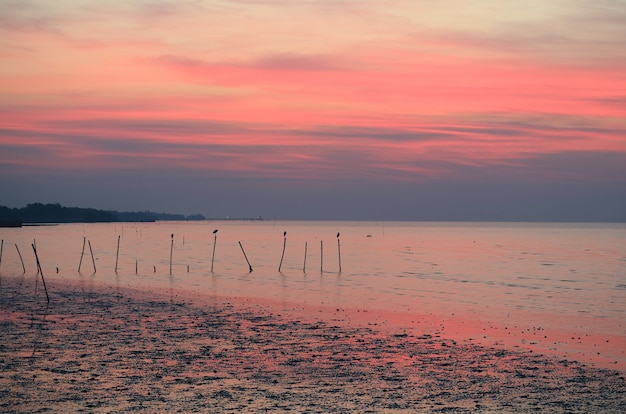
[1,275,625,413]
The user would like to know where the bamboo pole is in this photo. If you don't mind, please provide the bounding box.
[34,239,40,276]
[115,235,120,273]
[88,240,96,273]
[15,244,25,273]
[239,241,253,272]
[211,229,218,272]
[303,242,308,273]
[0,239,3,270]
[337,232,342,273]
[169,234,174,275]
[31,243,50,303]
[278,231,287,272]
[320,240,323,273]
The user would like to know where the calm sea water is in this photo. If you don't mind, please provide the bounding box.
[2,221,625,367]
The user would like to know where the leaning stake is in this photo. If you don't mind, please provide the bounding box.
[239,241,253,272]
[34,239,40,276]
[278,231,287,272]
[115,235,120,273]
[0,239,3,270]
[88,240,96,273]
[31,243,50,303]
[15,244,26,273]
[211,229,218,272]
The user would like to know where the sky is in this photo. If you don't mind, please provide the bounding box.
[1,0,625,221]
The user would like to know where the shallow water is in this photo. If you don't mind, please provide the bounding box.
[1,220,625,369]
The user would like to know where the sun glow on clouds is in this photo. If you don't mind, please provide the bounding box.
[1,0,626,214]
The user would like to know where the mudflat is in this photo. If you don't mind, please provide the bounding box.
[1,276,625,413]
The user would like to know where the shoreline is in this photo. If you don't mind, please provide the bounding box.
[100,273,626,373]
[1,275,625,412]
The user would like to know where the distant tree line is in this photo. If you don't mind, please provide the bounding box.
[0,203,205,224]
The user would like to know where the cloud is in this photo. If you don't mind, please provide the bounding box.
[0,1,62,35]
[156,51,352,74]
[3,110,625,188]
[253,53,349,71]
[404,1,626,67]
[2,0,625,220]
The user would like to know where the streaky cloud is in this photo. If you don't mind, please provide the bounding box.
[2,0,625,220]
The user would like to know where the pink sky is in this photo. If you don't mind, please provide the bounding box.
[1,1,625,220]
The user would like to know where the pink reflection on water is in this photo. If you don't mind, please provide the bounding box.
[1,221,624,371]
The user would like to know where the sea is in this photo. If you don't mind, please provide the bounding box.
[1,221,625,370]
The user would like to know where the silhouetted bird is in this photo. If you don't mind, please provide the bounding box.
[213,229,218,234]
[337,232,340,238]
[284,231,287,237]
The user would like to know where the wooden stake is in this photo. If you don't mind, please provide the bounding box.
[34,239,40,276]
[337,232,342,273]
[31,243,50,303]
[278,231,287,272]
[135,259,138,275]
[303,242,308,273]
[15,244,26,273]
[169,234,174,275]
[0,239,3,270]
[115,235,120,273]
[88,240,96,273]
[211,229,218,272]
[238,241,253,272]
[78,236,86,272]
[320,240,323,273]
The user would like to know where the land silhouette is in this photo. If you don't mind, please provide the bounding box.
[0,203,205,225]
